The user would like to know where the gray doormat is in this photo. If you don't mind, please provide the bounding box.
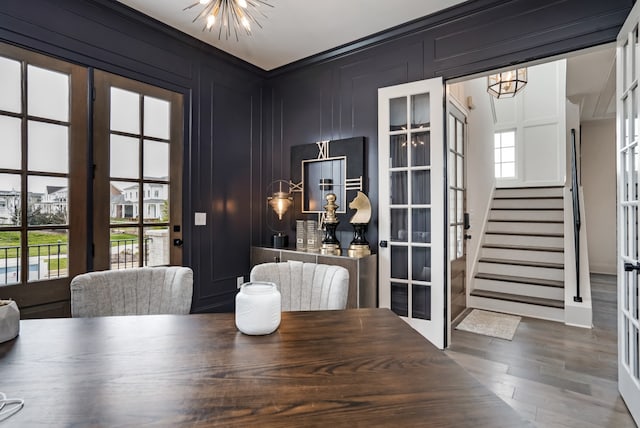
[455,309,521,340]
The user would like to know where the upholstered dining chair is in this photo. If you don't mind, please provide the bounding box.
[70,266,193,317]
[249,261,349,311]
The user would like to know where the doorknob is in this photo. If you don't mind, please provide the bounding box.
[379,240,388,248]
[173,238,184,247]
[624,262,640,272]
[464,234,472,240]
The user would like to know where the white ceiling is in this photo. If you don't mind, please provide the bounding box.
[117,0,467,71]
[566,46,616,121]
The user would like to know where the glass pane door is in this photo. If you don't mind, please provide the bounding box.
[0,42,88,317]
[617,4,640,424]
[379,78,445,349]
[93,71,183,271]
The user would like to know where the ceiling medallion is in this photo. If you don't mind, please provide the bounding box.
[184,0,274,41]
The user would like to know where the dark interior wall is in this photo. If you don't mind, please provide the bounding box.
[0,0,265,313]
[258,0,632,250]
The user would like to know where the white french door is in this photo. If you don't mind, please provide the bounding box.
[617,2,640,424]
[378,78,445,349]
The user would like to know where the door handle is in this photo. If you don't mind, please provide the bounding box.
[624,262,640,272]
[379,240,388,248]
[464,234,472,240]
[173,238,184,247]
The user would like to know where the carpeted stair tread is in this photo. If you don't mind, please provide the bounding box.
[475,272,564,288]
[470,289,564,308]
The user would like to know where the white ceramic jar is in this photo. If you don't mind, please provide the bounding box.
[235,282,281,335]
[0,300,20,344]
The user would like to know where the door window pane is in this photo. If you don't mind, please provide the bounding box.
[391,282,408,317]
[448,115,456,151]
[110,227,140,270]
[391,246,408,280]
[0,116,21,170]
[143,96,170,139]
[0,56,21,113]
[412,247,431,282]
[412,208,431,243]
[411,131,430,167]
[0,174,21,226]
[111,87,140,134]
[0,231,20,285]
[389,97,407,131]
[143,140,169,180]
[411,93,429,129]
[28,121,69,174]
[411,170,431,204]
[142,184,169,222]
[412,284,431,320]
[110,135,139,179]
[391,171,407,205]
[27,176,68,226]
[111,181,138,222]
[391,208,408,242]
[27,65,69,122]
[390,135,408,168]
[27,229,68,282]
[144,226,169,266]
[456,119,464,156]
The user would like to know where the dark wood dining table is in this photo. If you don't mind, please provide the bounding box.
[0,308,528,427]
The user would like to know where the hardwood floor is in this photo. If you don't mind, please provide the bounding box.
[447,274,637,428]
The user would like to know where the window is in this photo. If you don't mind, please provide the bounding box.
[494,130,515,178]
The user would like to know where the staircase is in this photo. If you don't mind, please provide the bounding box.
[469,186,565,322]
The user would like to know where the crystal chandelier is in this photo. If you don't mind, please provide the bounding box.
[487,68,528,99]
[184,0,274,41]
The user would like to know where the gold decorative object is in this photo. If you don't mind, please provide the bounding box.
[347,192,372,258]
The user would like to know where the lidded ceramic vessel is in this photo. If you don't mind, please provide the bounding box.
[235,282,281,335]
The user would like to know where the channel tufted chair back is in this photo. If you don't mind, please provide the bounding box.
[249,261,349,311]
[70,266,193,317]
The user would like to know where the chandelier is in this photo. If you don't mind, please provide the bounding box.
[487,68,528,99]
[184,0,274,40]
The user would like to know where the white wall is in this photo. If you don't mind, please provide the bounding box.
[457,78,496,287]
[494,60,567,187]
[581,119,616,274]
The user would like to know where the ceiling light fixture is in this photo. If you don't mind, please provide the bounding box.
[487,68,528,99]
[184,0,274,41]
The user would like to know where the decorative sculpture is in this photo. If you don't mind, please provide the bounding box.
[320,193,341,256]
[347,191,372,258]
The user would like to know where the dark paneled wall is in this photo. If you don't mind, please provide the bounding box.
[260,0,632,251]
[0,0,632,312]
[0,0,264,313]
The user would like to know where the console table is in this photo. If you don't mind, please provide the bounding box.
[251,246,377,308]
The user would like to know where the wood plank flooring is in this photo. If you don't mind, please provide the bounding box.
[447,274,637,428]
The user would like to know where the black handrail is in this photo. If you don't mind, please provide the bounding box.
[570,128,582,303]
